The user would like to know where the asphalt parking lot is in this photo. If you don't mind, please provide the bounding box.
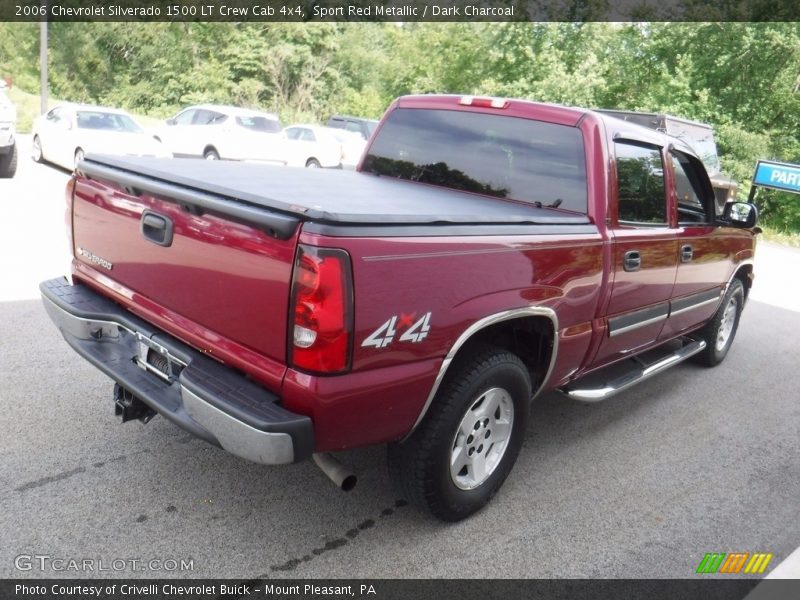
[1,135,798,579]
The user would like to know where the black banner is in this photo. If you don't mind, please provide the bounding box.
[4,579,800,600]
[2,0,800,22]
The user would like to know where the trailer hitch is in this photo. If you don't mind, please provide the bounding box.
[113,384,157,424]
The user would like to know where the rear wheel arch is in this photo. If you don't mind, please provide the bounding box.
[406,308,558,438]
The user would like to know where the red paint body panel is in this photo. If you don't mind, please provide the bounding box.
[64,95,757,453]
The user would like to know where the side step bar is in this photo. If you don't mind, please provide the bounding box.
[560,339,706,402]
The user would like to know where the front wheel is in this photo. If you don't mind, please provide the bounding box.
[388,346,531,521]
[693,279,744,367]
[204,148,220,160]
[305,158,321,168]
[31,135,43,163]
[74,148,85,169]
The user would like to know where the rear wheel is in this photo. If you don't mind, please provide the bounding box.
[204,147,220,160]
[0,143,17,178]
[74,148,85,169]
[388,346,531,521]
[305,158,321,168]
[693,279,744,367]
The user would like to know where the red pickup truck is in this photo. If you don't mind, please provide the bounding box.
[41,95,758,521]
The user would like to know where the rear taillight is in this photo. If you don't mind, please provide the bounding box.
[289,244,353,374]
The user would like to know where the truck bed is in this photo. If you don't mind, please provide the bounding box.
[80,155,590,227]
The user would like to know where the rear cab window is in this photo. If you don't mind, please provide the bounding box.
[361,108,588,213]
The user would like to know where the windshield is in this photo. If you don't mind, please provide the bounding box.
[76,111,143,133]
[362,108,588,213]
[366,120,378,136]
[236,116,282,133]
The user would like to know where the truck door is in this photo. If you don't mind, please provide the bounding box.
[593,140,679,367]
[659,149,727,339]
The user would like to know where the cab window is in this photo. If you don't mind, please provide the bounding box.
[671,151,712,224]
[615,142,667,225]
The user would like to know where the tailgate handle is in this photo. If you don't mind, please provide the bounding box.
[141,211,174,247]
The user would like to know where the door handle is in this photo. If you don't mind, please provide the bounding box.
[623,250,641,272]
[681,244,694,263]
[141,211,174,247]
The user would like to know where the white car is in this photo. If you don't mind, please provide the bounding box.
[155,105,285,162]
[0,81,17,178]
[32,104,170,170]
[283,124,344,168]
[326,127,367,169]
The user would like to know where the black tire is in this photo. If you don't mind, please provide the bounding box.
[305,158,321,168]
[0,143,17,178]
[388,345,531,521]
[74,148,85,169]
[693,279,745,367]
[31,135,43,163]
[204,147,220,160]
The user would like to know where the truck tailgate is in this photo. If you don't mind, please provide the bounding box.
[70,158,300,369]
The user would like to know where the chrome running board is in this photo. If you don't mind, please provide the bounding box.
[560,339,707,402]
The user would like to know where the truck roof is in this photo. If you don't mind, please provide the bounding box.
[394,94,700,158]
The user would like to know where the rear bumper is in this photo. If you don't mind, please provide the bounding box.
[40,277,314,465]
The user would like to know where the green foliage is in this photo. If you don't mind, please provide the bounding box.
[1,21,799,231]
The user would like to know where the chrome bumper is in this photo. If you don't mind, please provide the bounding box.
[40,277,313,465]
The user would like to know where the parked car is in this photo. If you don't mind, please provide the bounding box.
[326,114,379,141]
[41,94,758,521]
[32,104,169,170]
[283,124,343,168]
[0,81,17,178]
[155,104,285,162]
[326,127,367,169]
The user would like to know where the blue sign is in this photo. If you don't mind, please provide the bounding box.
[752,160,800,194]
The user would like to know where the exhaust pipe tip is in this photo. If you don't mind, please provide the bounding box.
[313,453,357,492]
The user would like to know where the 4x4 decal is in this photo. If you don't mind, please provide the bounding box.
[362,312,432,349]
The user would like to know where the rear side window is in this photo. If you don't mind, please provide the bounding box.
[236,116,282,133]
[615,142,666,225]
[362,108,588,212]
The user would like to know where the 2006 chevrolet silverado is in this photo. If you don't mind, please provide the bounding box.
[41,94,758,521]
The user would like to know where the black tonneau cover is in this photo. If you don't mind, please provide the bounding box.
[80,155,590,227]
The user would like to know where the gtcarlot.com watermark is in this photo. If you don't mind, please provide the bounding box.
[14,554,194,573]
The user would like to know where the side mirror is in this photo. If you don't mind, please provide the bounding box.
[723,201,758,229]
[165,118,175,126]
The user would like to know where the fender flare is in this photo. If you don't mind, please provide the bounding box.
[404,306,559,438]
